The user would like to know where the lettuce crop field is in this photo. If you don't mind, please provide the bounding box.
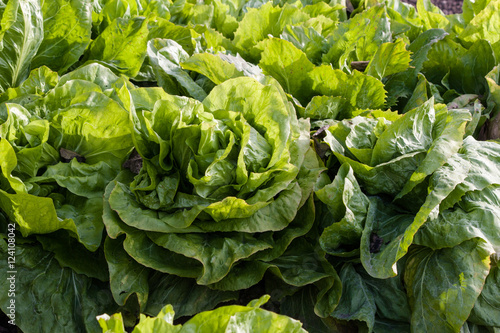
[1,0,500,332]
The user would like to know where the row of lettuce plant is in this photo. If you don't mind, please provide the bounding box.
[0,0,499,332]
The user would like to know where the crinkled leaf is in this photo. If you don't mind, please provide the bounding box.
[31,0,92,73]
[258,38,314,105]
[148,231,272,285]
[280,24,327,65]
[415,185,500,252]
[365,39,412,81]
[36,231,109,281]
[322,5,391,72]
[88,16,150,77]
[233,2,310,62]
[459,0,500,45]
[396,107,471,200]
[309,65,387,113]
[147,38,207,101]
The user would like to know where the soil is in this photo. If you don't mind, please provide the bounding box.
[402,0,463,14]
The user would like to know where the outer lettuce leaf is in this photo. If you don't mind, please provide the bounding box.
[360,153,471,278]
[416,0,448,30]
[31,160,116,198]
[0,65,59,102]
[0,139,79,238]
[148,18,201,56]
[148,232,272,285]
[105,236,150,310]
[0,237,118,333]
[468,260,500,327]
[331,264,377,331]
[415,185,500,252]
[301,95,346,120]
[56,62,122,90]
[358,263,412,324]
[422,37,496,95]
[279,285,338,333]
[36,231,109,281]
[381,0,422,41]
[31,0,93,73]
[0,0,43,93]
[208,237,342,319]
[440,137,500,210]
[330,261,411,331]
[404,240,491,333]
[462,0,492,25]
[95,0,157,34]
[0,187,78,236]
[53,195,105,251]
[185,53,267,84]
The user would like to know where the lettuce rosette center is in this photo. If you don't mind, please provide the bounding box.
[103,77,327,290]
[124,77,308,229]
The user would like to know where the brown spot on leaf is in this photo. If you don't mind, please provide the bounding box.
[369,233,384,253]
[123,149,143,174]
[59,148,85,163]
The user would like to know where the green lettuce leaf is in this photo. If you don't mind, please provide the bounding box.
[147,38,207,101]
[459,0,500,45]
[365,39,412,81]
[233,2,310,62]
[258,38,314,105]
[322,5,391,72]
[88,15,150,77]
[98,295,308,333]
[0,0,43,93]
[404,240,491,333]
[315,163,370,257]
[468,260,500,327]
[31,0,92,73]
[0,237,118,333]
[331,264,377,332]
